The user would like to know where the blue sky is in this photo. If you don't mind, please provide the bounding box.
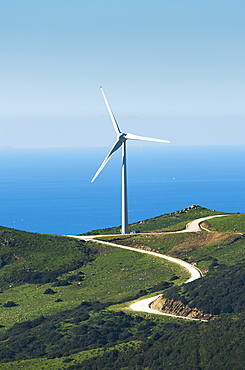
[1,0,245,147]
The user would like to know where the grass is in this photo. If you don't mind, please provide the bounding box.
[80,243,189,299]
[187,234,245,269]
[202,213,245,233]
[102,231,245,271]
[84,206,224,235]
[0,243,188,331]
[0,312,197,369]
[0,342,142,369]
[0,207,244,369]
[0,228,96,292]
[0,208,243,333]
[0,227,92,272]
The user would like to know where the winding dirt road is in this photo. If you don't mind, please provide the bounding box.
[67,214,226,320]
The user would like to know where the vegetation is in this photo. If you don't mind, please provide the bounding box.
[202,213,245,233]
[84,205,224,235]
[164,261,245,315]
[0,206,244,369]
[0,226,97,290]
[76,313,245,370]
[103,231,245,271]
[0,309,244,369]
[0,224,187,331]
[0,302,157,361]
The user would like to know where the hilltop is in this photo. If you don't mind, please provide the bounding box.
[84,204,224,235]
[0,206,244,369]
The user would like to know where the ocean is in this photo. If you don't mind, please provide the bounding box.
[0,145,244,235]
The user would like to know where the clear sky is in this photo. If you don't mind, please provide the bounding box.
[1,0,245,147]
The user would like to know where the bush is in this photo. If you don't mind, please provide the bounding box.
[43,288,56,295]
[149,281,173,293]
[170,275,179,281]
[3,301,18,307]
[165,262,245,314]
[52,280,71,287]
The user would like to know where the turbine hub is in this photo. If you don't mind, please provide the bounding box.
[119,133,127,142]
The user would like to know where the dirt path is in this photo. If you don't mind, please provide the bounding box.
[67,214,226,320]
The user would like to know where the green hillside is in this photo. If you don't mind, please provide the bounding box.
[84,205,224,234]
[0,226,97,290]
[0,220,188,330]
[0,207,244,369]
[202,213,245,233]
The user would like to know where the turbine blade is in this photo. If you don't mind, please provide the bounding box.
[125,133,170,143]
[100,87,121,135]
[91,139,122,182]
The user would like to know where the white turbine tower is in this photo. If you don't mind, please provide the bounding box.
[91,87,170,234]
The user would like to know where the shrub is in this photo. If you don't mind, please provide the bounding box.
[52,280,71,287]
[43,288,56,295]
[3,301,18,307]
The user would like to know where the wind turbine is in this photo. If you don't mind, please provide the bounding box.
[91,87,170,234]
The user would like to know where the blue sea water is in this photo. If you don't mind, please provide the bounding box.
[0,145,244,235]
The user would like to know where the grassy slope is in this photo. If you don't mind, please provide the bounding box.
[105,231,245,271]
[202,213,245,233]
[100,212,245,272]
[0,224,190,332]
[0,343,141,370]
[0,251,187,331]
[84,205,224,235]
[0,207,244,369]
[0,227,97,290]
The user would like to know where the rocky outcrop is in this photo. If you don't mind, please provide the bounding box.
[170,204,200,215]
[150,295,215,321]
